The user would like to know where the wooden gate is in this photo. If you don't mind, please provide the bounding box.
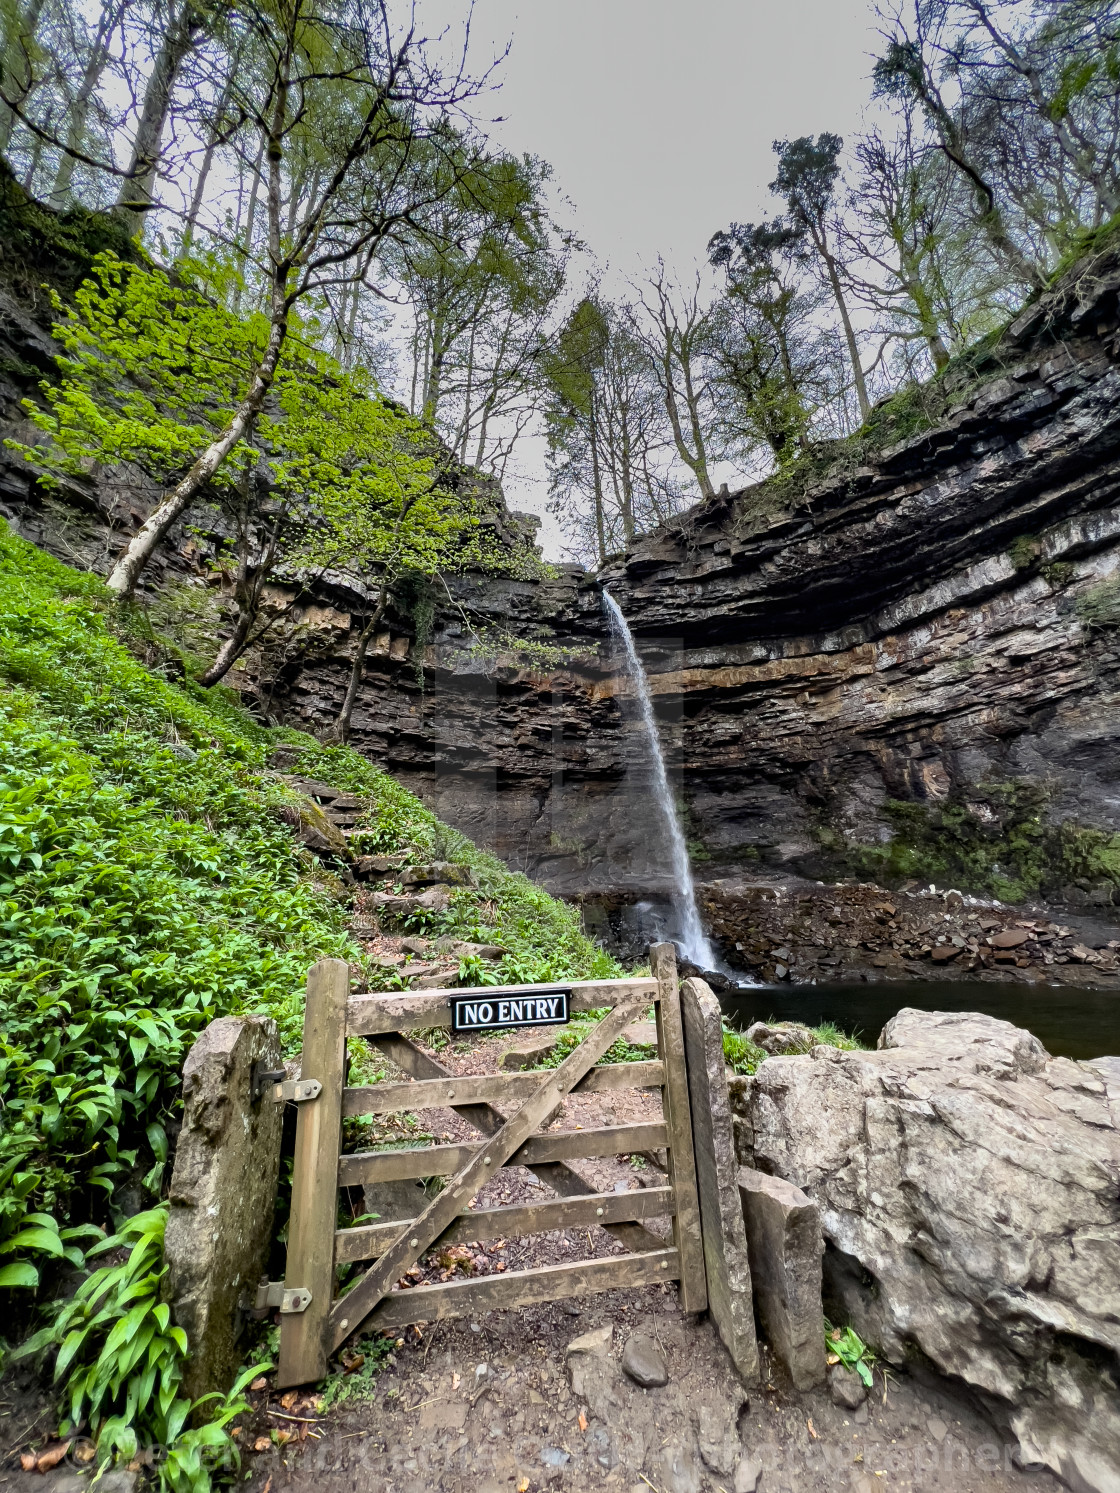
[276,943,706,1387]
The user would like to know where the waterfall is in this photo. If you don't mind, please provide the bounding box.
[602,589,715,969]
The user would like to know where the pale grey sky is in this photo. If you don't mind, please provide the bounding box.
[417,0,885,555]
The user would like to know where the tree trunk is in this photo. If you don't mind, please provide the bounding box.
[331,588,390,741]
[198,608,255,686]
[231,134,266,312]
[812,222,870,420]
[589,396,607,565]
[179,67,235,251]
[900,255,950,371]
[0,0,47,152]
[49,0,120,206]
[105,281,289,597]
[116,2,203,237]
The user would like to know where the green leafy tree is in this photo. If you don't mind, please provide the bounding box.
[541,296,611,561]
[707,220,823,464]
[9,250,498,694]
[770,133,872,420]
[95,0,490,599]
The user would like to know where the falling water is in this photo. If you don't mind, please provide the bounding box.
[602,589,715,969]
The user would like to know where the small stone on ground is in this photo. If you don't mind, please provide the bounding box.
[621,1331,669,1388]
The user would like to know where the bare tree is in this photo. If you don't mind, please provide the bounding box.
[633,263,717,500]
[104,0,493,598]
[874,3,1047,288]
[49,0,126,206]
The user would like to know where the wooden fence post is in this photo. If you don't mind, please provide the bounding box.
[277,958,348,1388]
[680,976,760,1382]
[650,942,707,1314]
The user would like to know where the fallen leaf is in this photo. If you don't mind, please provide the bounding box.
[72,1440,97,1464]
[273,1429,293,1447]
[261,1478,273,1493]
[36,1442,71,1472]
[279,1390,298,1410]
[230,1426,242,1438]
[308,1395,323,1410]
[451,1372,460,1391]
[578,1411,588,1432]
[807,1418,818,1440]
[19,1454,36,1472]
[250,1376,269,1392]
[253,1437,271,1454]
[517,1479,530,1492]
[340,1350,365,1374]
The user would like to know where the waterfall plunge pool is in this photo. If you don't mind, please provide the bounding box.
[719,978,1120,1062]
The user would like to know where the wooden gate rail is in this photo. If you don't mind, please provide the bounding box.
[334,1186,676,1263]
[276,946,706,1388]
[367,1031,667,1259]
[338,1122,669,1184]
[340,1059,666,1115]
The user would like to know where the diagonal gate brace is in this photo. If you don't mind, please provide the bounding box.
[368,1034,666,1255]
[329,991,648,1349]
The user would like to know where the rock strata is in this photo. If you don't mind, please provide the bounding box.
[729,1007,1120,1492]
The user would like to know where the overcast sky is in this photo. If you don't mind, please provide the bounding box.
[417,0,886,556]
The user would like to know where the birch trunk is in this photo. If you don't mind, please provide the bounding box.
[116,2,202,236]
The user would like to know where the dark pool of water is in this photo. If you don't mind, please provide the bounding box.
[719,979,1120,1062]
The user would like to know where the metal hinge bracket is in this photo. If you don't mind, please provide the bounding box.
[255,1280,312,1314]
[274,1078,322,1104]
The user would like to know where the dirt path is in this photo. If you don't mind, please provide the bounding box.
[240,1295,1063,1493]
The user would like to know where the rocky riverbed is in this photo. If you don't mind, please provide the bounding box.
[697,875,1120,989]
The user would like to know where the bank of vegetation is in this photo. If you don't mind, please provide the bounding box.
[0,524,616,1482]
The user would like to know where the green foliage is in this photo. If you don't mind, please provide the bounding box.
[6,250,527,636]
[532,1009,656,1069]
[14,1206,262,1492]
[0,159,135,306]
[1076,577,1120,632]
[1008,533,1042,570]
[841,785,1120,902]
[314,1332,395,1411]
[825,1320,876,1387]
[0,522,615,1317]
[721,1026,768,1075]
[721,1021,863,1075]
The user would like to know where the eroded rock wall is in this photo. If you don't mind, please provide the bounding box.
[4,222,1120,913]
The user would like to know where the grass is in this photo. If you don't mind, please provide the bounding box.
[722,1020,864,1075]
[0,519,618,1352]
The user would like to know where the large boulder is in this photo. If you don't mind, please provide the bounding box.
[728,1009,1120,1493]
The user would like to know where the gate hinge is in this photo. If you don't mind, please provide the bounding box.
[255,1280,313,1314]
[274,1078,322,1104]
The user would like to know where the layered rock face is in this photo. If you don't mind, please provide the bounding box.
[268,242,1120,913]
[728,1009,1120,1493]
[4,225,1120,918]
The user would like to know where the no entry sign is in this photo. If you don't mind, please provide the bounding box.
[451,989,571,1033]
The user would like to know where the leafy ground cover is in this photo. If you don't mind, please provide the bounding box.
[0,522,618,1479]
